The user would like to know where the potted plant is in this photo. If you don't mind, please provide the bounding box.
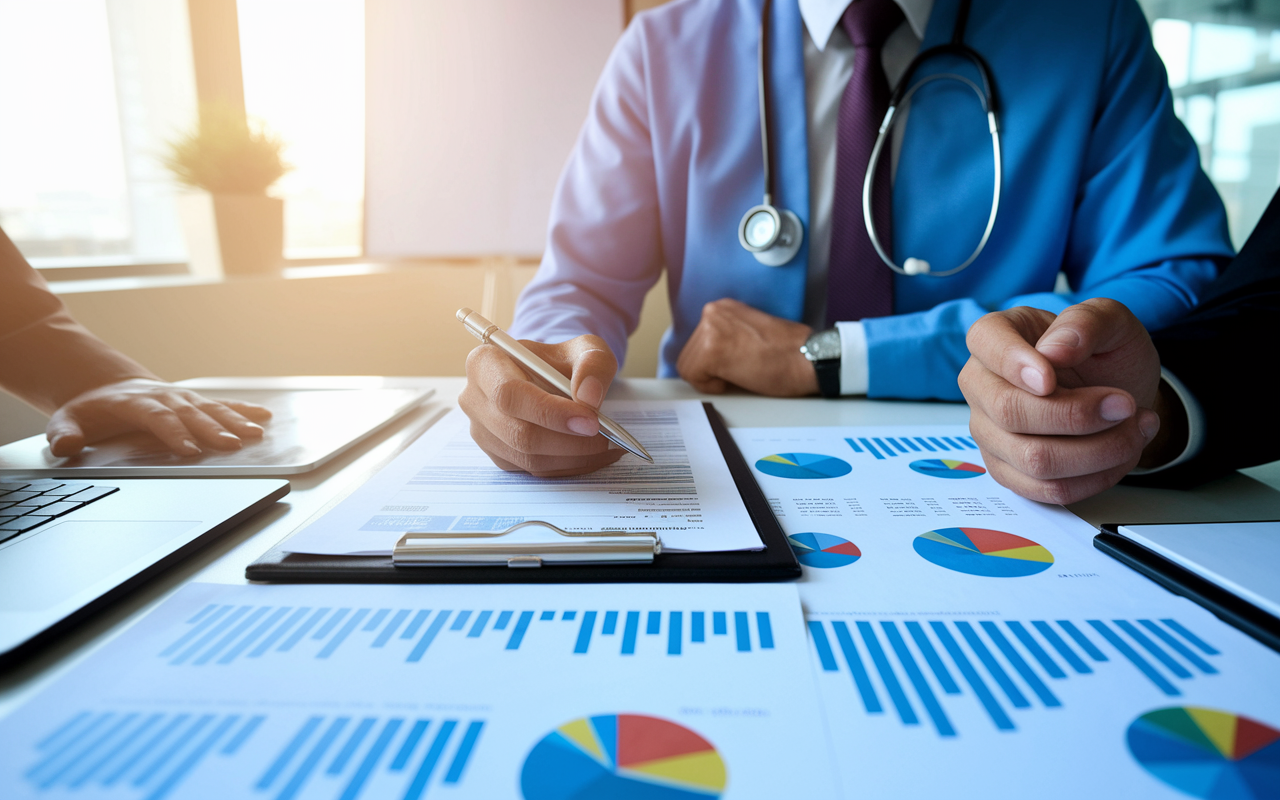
[164,103,291,277]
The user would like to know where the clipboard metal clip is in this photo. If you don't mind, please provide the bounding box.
[392,521,662,568]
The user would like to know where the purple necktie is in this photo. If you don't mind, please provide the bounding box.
[825,0,903,326]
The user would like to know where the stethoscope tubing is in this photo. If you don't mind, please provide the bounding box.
[862,72,1003,277]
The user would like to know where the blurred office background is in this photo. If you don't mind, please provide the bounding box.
[1144,0,1280,249]
[0,0,1277,441]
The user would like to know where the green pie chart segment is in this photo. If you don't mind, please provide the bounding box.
[1127,706,1280,799]
[754,453,852,480]
[521,713,727,800]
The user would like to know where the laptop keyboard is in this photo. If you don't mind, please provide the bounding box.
[0,481,119,544]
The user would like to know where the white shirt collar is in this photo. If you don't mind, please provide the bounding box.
[798,0,934,51]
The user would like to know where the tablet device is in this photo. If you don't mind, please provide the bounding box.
[0,377,435,477]
[1096,521,1280,652]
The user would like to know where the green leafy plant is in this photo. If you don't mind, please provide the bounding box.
[162,104,291,195]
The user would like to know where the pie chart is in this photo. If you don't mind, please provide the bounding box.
[1127,706,1280,799]
[754,453,852,480]
[521,713,727,800]
[909,459,987,479]
[913,527,1054,577]
[788,532,862,569]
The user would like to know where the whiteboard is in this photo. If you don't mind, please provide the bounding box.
[365,0,623,257]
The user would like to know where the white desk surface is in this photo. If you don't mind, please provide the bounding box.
[4,377,1279,718]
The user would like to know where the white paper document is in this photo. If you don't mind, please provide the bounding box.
[732,424,1280,799]
[285,401,761,555]
[0,582,839,800]
[732,424,1172,613]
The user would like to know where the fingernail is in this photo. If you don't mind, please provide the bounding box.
[183,440,201,454]
[1041,329,1081,348]
[567,416,598,436]
[1139,409,1160,440]
[216,432,242,450]
[1020,366,1048,394]
[576,376,604,409]
[244,422,264,434]
[1100,394,1134,422]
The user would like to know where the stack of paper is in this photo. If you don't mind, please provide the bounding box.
[732,424,1280,799]
[0,583,836,800]
[2,418,1278,800]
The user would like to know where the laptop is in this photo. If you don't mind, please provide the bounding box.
[0,476,288,669]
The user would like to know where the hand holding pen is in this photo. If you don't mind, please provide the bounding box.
[457,309,652,477]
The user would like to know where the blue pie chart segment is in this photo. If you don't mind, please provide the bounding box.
[909,459,987,479]
[788,533,862,569]
[754,453,852,480]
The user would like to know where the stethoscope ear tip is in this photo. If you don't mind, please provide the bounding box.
[903,257,931,276]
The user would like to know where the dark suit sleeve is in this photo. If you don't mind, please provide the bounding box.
[1127,190,1280,488]
[0,227,155,414]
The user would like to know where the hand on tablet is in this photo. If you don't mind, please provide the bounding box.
[46,379,272,457]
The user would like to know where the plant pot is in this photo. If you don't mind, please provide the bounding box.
[176,192,284,278]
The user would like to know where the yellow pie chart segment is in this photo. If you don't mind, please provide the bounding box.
[622,750,728,794]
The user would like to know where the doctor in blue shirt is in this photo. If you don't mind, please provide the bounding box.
[460,0,1231,476]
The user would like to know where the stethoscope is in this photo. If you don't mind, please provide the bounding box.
[738,0,1002,277]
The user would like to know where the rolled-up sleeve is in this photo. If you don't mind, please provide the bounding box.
[0,228,154,413]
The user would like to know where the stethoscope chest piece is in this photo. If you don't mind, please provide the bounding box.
[740,0,999,278]
[739,203,804,267]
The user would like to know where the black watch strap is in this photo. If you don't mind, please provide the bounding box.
[814,359,842,398]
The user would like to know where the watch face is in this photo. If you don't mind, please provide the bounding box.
[803,329,842,361]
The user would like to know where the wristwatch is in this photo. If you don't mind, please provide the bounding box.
[800,328,842,398]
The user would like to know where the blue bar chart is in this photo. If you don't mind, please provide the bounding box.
[808,617,1221,737]
[159,604,777,666]
[22,709,483,800]
[844,435,978,461]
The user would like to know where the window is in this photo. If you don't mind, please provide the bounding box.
[1144,2,1280,249]
[237,0,365,259]
[0,0,193,267]
[0,0,364,273]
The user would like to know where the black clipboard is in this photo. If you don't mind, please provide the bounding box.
[247,403,801,583]
[1095,523,1280,653]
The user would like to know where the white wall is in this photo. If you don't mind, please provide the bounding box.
[364,0,622,257]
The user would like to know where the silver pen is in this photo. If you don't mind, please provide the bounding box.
[457,308,654,463]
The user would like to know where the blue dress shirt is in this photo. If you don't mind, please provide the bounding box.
[511,0,1233,400]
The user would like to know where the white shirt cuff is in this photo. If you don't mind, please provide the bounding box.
[1129,367,1205,475]
[835,321,869,396]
